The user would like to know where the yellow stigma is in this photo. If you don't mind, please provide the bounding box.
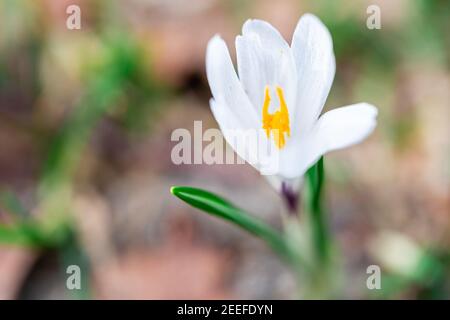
[262,86,291,149]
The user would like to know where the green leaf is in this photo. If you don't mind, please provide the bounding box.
[0,223,47,246]
[0,221,71,248]
[170,186,292,261]
[305,157,330,264]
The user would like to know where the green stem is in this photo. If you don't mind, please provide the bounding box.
[307,157,330,264]
[304,157,334,298]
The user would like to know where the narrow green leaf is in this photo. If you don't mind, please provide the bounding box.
[0,221,71,248]
[0,223,46,246]
[306,157,330,263]
[170,186,292,261]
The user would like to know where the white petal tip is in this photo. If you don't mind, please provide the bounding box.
[301,13,322,22]
[242,19,262,31]
[242,18,279,38]
[295,13,333,49]
[207,34,224,46]
[298,13,329,30]
[356,102,379,118]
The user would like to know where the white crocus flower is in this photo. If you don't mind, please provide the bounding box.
[206,14,377,209]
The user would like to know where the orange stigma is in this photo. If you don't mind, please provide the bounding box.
[262,86,291,149]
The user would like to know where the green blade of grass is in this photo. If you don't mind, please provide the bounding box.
[0,220,72,248]
[170,186,292,261]
[0,223,47,247]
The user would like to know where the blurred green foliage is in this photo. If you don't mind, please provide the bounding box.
[0,0,170,299]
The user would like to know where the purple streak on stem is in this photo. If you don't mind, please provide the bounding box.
[281,181,299,214]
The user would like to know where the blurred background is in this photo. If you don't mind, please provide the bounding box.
[0,0,448,299]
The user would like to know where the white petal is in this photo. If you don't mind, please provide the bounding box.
[278,103,378,179]
[207,36,273,174]
[291,14,336,134]
[277,133,318,179]
[314,103,378,153]
[210,98,278,175]
[206,35,259,129]
[210,99,248,164]
[210,98,245,158]
[236,19,297,114]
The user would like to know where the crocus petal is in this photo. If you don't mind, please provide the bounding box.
[206,35,259,130]
[277,103,378,179]
[209,98,249,161]
[210,98,277,174]
[314,103,378,154]
[276,132,318,179]
[291,14,336,134]
[236,19,297,114]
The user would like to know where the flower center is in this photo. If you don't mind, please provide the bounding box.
[262,86,291,149]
